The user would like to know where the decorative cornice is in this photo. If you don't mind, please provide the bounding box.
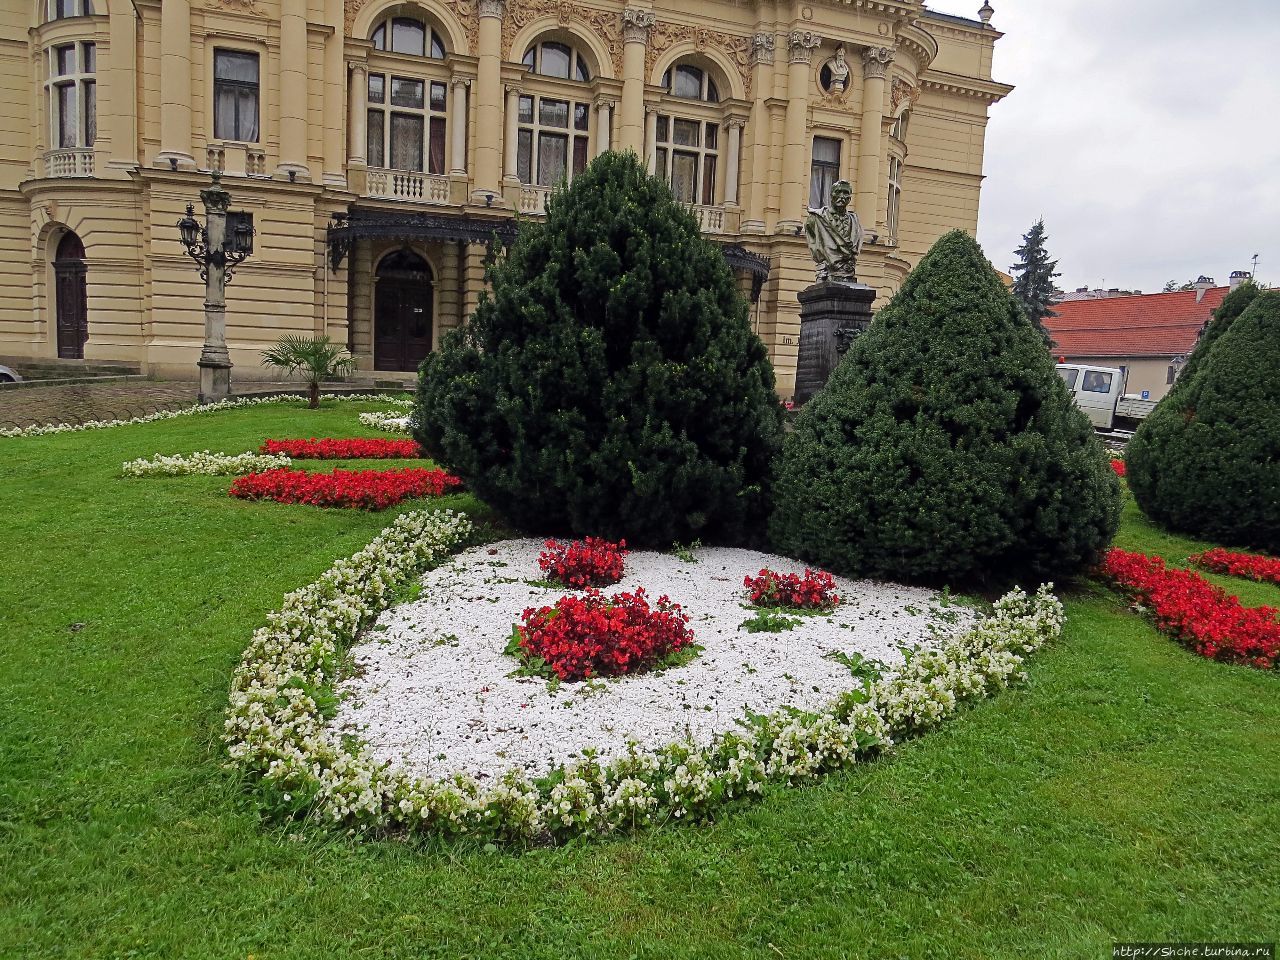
[919,69,1013,104]
[896,21,939,72]
[622,6,656,43]
[788,30,821,65]
[862,45,894,79]
[751,32,775,66]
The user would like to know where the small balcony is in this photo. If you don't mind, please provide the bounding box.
[43,148,94,178]
[517,186,731,234]
[366,168,450,204]
[205,143,267,177]
[685,203,726,235]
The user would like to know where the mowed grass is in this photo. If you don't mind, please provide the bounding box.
[1,404,1277,960]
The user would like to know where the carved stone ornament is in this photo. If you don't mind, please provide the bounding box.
[501,1,625,77]
[891,76,921,113]
[205,0,260,14]
[789,31,822,65]
[622,6,656,42]
[862,45,895,79]
[751,32,775,66]
[477,0,505,18]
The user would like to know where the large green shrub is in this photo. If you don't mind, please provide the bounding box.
[414,151,783,546]
[769,229,1120,585]
[1126,291,1280,551]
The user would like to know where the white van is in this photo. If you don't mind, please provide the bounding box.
[1056,363,1123,429]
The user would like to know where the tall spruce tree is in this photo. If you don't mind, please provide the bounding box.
[414,151,784,547]
[769,230,1120,586]
[1010,219,1061,344]
[1125,291,1280,551]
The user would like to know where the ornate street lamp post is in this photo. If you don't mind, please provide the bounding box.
[176,172,254,403]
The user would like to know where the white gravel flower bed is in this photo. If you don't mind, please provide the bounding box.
[336,539,978,781]
[122,450,292,477]
[358,411,413,433]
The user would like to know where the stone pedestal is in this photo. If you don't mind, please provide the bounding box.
[198,357,232,404]
[793,281,875,405]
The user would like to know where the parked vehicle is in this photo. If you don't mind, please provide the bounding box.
[0,364,21,384]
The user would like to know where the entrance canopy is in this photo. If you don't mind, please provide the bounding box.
[325,207,771,302]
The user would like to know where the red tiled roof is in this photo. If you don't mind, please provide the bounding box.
[1044,287,1228,358]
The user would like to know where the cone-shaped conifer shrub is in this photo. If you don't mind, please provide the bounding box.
[1126,291,1280,551]
[414,151,784,546]
[1170,279,1260,390]
[769,229,1120,585]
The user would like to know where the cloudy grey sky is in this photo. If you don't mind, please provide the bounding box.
[923,0,1280,292]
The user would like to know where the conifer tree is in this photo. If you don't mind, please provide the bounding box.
[1010,219,1061,343]
[414,151,784,546]
[1125,291,1280,551]
[769,230,1120,585]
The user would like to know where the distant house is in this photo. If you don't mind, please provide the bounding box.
[1044,273,1251,402]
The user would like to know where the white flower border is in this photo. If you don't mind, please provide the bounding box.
[224,508,1065,844]
[122,450,293,477]
[1,393,412,439]
[358,411,414,434]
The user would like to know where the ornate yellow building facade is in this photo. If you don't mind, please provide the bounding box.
[0,0,1010,394]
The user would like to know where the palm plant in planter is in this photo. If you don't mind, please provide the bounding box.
[261,335,356,409]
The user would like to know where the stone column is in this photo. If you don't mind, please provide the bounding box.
[619,7,654,156]
[157,0,193,168]
[278,0,310,179]
[725,119,744,206]
[778,30,820,230]
[322,0,346,185]
[644,106,658,173]
[741,32,774,232]
[855,46,894,230]
[473,0,505,201]
[451,78,470,175]
[347,63,368,165]
[594,97,614,156]
[503,85,520,179]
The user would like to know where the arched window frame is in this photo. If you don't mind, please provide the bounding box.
[513,34,600,189]
[365,10,453,175]
[654,59,730,207]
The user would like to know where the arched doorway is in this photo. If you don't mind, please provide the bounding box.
[53,231,88,359]
[374,248,434,372]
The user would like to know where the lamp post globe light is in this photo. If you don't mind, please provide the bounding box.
[176,172,254,403]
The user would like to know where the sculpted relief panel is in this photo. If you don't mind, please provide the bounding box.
[501,0,624,77]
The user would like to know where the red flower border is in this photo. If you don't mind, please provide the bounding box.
[1100,548,1279,669]
[230,467,461,510]
[1110,459,1126,478]
[1191,547,1280,587]
[260,438,422,459]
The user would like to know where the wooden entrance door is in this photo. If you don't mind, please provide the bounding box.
[54,232,88,360]
[374,249,434,372]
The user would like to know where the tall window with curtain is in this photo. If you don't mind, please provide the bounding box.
[809,136,841,208]
[365,14,451,175]
[886,154,903,241]
[213,50,260,142]
[515,37,595,188]
[654,61,724,206]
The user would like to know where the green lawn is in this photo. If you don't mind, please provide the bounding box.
[2,402,1277,959]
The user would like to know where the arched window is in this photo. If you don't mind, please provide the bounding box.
[661,64,719,103]
[47,0,93,20]
[654,60,727,206]
[366,12,451,175]
[521,39,592,82]
[370,15,446,58]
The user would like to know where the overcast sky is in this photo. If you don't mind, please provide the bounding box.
[923,0,1280,292]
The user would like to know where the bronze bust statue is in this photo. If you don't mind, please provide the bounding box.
[803,179,869,284]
